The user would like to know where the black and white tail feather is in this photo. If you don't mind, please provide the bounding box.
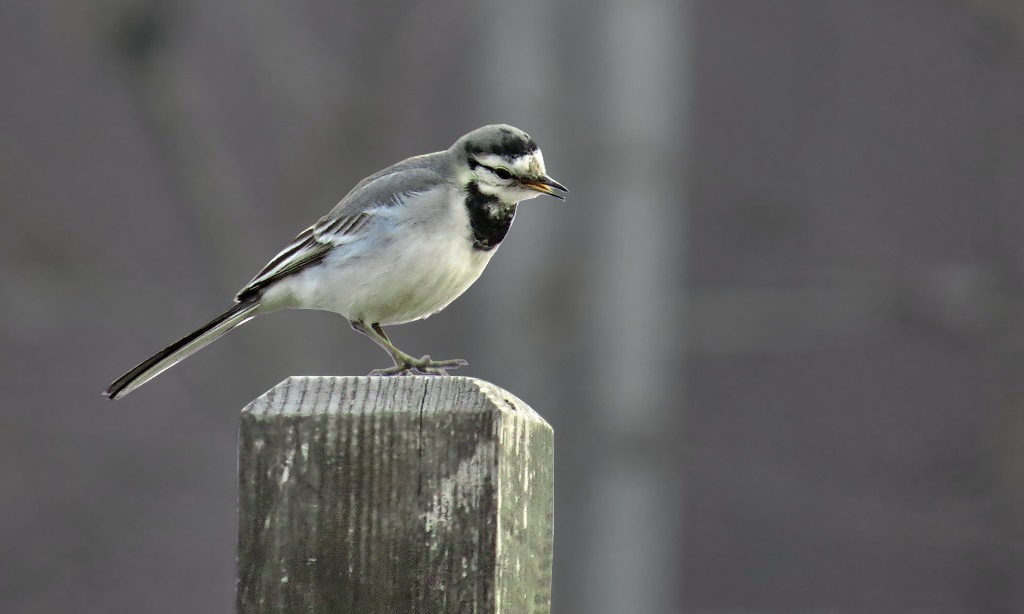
[104,202,379,400]
[103,298,261,400]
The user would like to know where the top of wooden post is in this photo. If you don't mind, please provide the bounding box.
[242,375,548,425]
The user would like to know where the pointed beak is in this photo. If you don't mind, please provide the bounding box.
[523,175,569,200]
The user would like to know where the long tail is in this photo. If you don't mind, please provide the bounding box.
[104,298,261,400]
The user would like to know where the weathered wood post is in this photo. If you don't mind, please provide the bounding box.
[236,376,554,613]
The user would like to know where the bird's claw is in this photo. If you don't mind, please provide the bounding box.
[369,356,468,377]
[414,356,468,376]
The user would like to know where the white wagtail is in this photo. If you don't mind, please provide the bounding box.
[104,124,567,400]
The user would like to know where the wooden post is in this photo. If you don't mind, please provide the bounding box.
[236,376,554,613]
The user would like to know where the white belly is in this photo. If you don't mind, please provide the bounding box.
[338,226,493,325]
[263,187,498,325]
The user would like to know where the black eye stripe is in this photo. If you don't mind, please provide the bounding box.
[471,160,514,180]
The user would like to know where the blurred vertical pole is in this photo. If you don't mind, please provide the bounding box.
[582,0,691,613]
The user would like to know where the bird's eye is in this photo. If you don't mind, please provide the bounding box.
[494,168,513,180]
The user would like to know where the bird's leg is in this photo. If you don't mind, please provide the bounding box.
[370,322,468,375]
[351,321,467,376]
[351,321,412,370]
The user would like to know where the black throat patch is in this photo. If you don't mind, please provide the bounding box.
[464,182,517,251]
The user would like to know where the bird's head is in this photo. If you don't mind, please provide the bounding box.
[452,124,568,204]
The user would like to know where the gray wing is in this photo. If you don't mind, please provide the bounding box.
[236,154,450,301]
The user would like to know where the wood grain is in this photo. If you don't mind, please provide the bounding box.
[237,376,553,613]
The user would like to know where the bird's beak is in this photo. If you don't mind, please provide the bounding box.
[523,175,569,200]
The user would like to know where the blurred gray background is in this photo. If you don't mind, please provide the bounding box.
[3,1,1024,612]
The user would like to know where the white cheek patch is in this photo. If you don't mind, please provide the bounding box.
[475,181,501,196]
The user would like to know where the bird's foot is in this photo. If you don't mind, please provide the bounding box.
[413,355,469,376]
[369,355,468,377]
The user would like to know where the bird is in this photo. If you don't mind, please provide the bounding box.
[104,124,567,400]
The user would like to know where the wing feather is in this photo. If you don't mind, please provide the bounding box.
[235,155,449,301]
